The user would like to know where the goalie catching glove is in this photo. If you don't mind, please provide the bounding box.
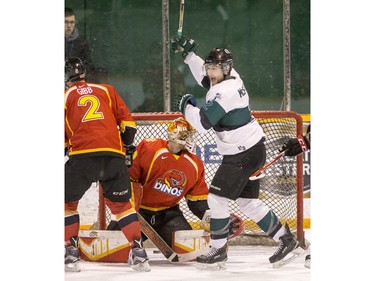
[279,135,310,157]
[200,210,244,240]
[171,36,198,58]
[174,94,197,115]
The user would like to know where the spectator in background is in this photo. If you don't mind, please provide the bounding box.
[65,8,93,77]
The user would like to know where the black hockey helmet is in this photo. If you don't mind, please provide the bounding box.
[65,57,86,83]
[204,48,233,75]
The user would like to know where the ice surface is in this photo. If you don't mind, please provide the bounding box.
[65,230,311,281]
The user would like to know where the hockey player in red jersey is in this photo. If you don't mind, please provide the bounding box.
[128,117,210,247]
[64,57,150,272]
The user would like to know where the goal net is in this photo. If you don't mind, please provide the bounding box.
[79,111,305,245]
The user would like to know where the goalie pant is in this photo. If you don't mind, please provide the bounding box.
[107,205,244,248]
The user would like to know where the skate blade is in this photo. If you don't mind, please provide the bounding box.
[131,261,151,272]
[272,247,305,269]
[65,263,81,272]
[195,261,227,271]
[304,259,311,269]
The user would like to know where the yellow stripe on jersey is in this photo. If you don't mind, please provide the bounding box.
[185,194,208,201]
[144,148,169,185]
[115,207,136,221]
[69,147,125,156]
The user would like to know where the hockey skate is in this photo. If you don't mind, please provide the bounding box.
[304,254,311,269]
[65,246,80,272]
[195,243,228,270]
[269,223,305,269]
[128,239,151,272]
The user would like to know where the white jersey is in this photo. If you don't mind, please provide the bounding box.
[184,52,265,155]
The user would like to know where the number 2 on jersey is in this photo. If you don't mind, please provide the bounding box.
[78,95,104,122]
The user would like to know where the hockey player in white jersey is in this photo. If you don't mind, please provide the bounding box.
[172,36,304,269]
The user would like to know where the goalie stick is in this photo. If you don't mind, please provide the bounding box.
[249,151,285,180]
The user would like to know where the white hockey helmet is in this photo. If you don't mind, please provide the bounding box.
[167,117,196,152]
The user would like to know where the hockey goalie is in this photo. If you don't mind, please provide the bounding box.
[79,117,244,263]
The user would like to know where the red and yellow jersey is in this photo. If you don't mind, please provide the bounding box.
[64,82,136,156]
[129,138,208,211]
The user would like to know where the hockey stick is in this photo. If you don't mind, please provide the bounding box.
[137,212,200,263]
[249,151,285,180]
[177,0,185,36]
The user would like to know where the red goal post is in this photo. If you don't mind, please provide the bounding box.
[97,111,305,245]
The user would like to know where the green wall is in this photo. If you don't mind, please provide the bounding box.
[65,0,310,113]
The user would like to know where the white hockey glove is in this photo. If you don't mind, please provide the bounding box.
[185,136,196,154]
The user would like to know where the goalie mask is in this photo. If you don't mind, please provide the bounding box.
[167,117,196,153]
[204,48,233,76]
[65,57,86,84]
